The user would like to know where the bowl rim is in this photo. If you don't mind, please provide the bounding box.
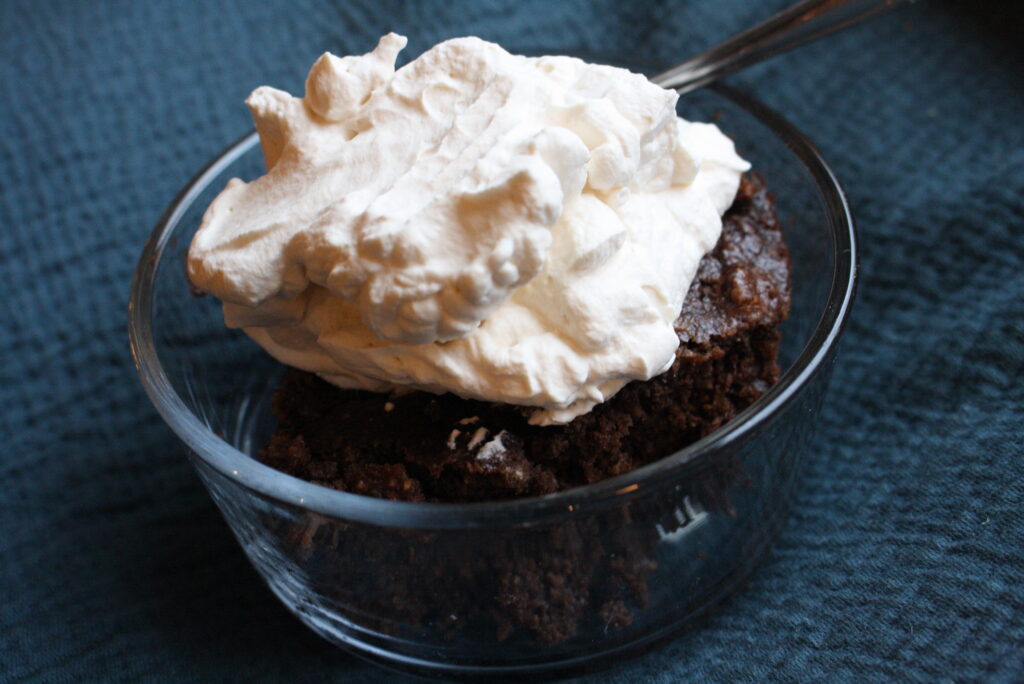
[128,83,857,529]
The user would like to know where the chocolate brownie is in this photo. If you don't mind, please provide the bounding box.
[253,173,788,647]
[260,173,790,502]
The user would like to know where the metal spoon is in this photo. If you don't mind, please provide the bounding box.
[652,0,916,93]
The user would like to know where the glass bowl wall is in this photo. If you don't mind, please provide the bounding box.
[129,84,855,678]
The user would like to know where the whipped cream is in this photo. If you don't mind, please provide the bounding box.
[188,34,749,425]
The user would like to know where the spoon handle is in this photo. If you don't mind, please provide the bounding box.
[652,0,915,93]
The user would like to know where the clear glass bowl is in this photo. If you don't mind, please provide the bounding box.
[129,83,856,679]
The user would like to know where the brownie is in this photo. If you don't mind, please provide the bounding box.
[260,173,790,502]
[255,172,790,647]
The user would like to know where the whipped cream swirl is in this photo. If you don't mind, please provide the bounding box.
[188,34,749,425]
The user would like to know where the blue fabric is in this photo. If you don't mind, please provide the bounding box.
[2,0,1021,681]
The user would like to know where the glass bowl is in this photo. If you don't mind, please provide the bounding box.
[129,83,856,679]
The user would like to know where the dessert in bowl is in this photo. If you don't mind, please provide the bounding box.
[129,35,855,678]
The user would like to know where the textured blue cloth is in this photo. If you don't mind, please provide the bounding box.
[1,1,1021,681]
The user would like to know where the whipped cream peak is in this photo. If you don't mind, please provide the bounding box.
[188,35,749,424]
